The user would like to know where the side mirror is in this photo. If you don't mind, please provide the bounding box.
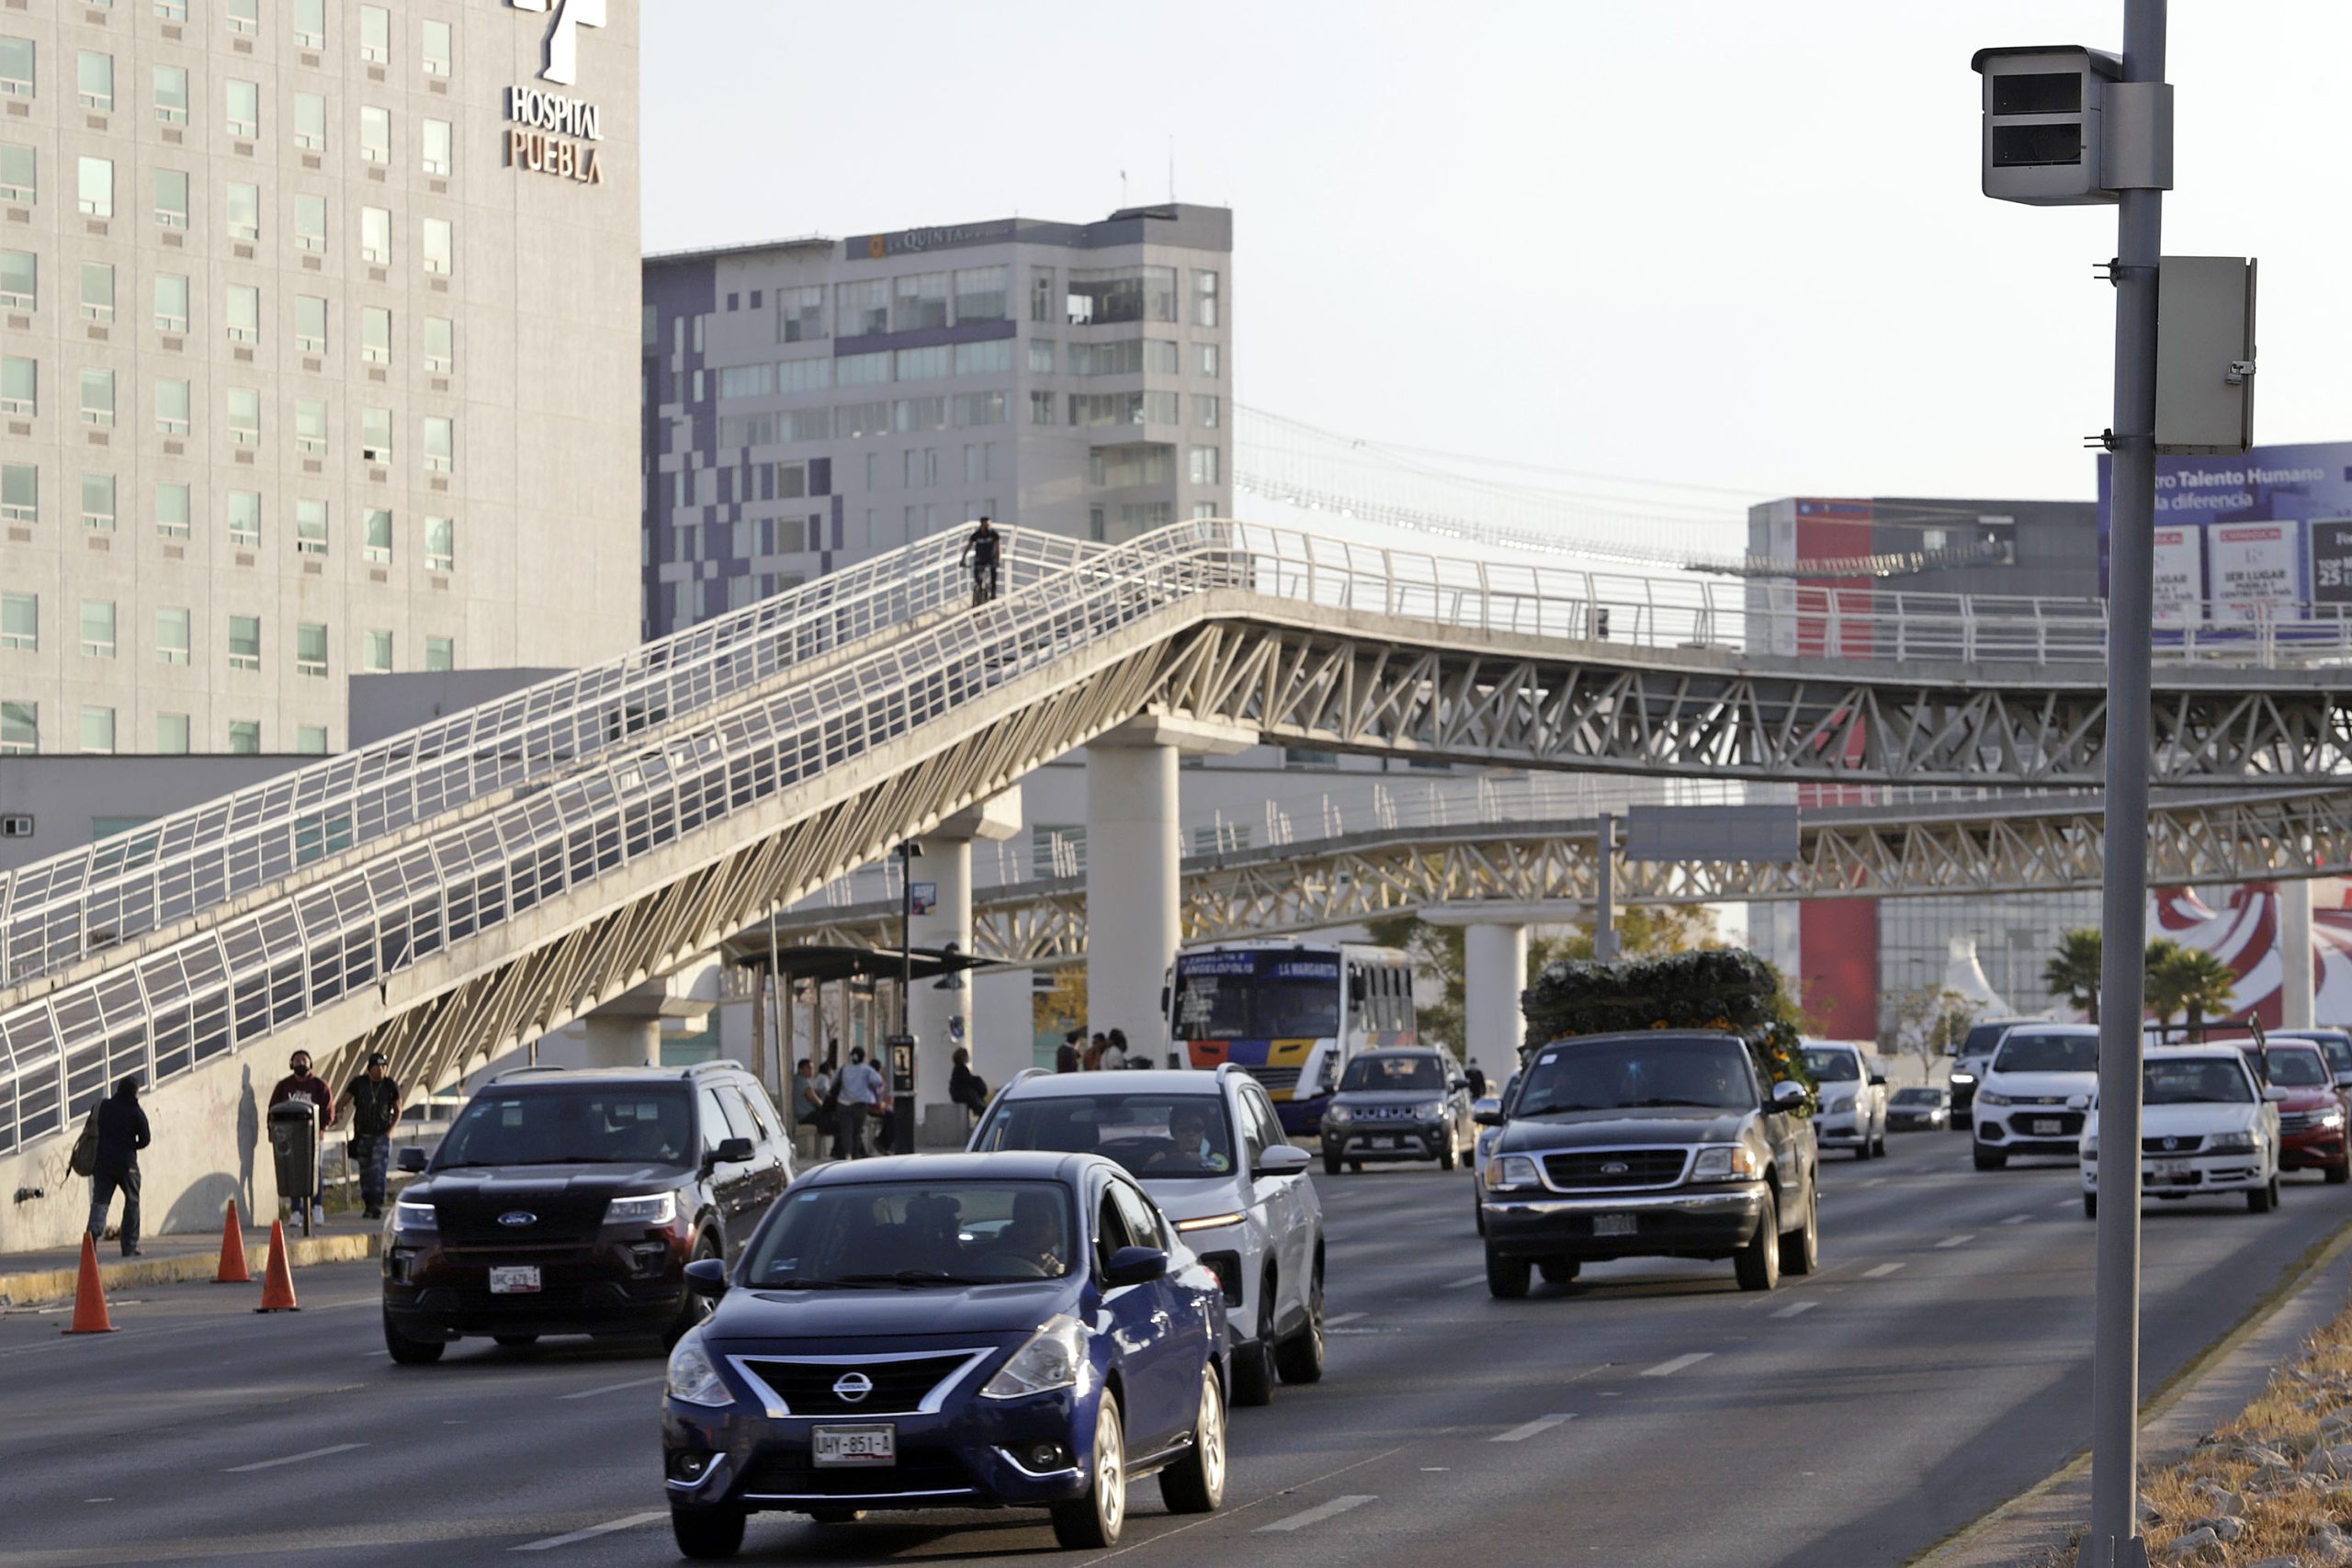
[1771,1080,1810,1111]
[1255,1145,1311,1179]
[1104,1246,1168,1289]
[684,1257,729,1299]
[710,1136,755,1168]
[396,1146,427,1173]
[1450,1077,1468,1093]
[1475,1107,1508,1127]
[2264,1085,2291,1102]
[1869,1073,1888,1088]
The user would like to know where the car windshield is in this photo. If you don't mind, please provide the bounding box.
[2282,1032,2352,1077]
[1170,952,1343,1039]
[1514,1036,1758,1116]
[1961,1022,2014,1056]
[975,1094,1237,1179]
[435,1087,692,1168]
[2265,1047,2332,1088]
[1339,1054,1446,1093]
[1801,1048,1860,1083]
[2143,1058,2254,1105]
[1994,1032,2098,1074]
[743,1180,1078,1287]
[1891,1088,1944,1106]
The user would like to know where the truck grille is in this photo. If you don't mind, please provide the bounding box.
[2143,1134,2205,1153]
[1542,1149,1689,1189]
[2280,1112,2321,1134]
[431,1189,613,1247]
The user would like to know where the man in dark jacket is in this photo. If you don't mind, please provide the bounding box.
[269,1050,337,1224]
[949,1048,989,1128]
[338,1052,402,1219]
[1055,1029,1082,1075]
[960,516,1005,606]
[87,1077,151,1257]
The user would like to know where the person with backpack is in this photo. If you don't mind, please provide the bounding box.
[337,1052,403,1220]
[80,1077,151,1256]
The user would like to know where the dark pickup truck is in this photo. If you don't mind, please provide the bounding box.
[1476,1030,1818,1298]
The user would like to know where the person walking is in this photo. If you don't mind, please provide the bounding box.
[789,1058,827,1164]
[960,516,1004,606]
[834,1046,884,1160]
[337,1052,403,1220]
[1055,1029,1082,1075]
[268,1050,338,1225]
[950,1047,989,1129]
[86,1077,150,1257]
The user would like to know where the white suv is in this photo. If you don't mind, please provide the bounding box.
[1802,1040,1887,1160]
[1973,1023,2101,1169]
[970,1065,1327,1407]
[2081,1046,2286,1218]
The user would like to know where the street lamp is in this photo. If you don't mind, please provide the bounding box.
[896,840,922,1036]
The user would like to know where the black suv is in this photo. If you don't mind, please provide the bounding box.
[1476,1031,1818,1298]
[381,1063,792,1362]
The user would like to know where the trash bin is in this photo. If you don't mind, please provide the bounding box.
[268,1100,321,1235]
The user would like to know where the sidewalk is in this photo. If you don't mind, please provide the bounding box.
[0,1210,381,1309]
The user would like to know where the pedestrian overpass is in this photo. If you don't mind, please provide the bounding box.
[1,520,2346,1247]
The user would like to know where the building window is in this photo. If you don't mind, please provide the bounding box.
[836,351,889,388]
[359,408,391,463]
[358,5,390,62]
[418,414,451,474]
[954,339,1012,376]
[776,285,825,343]
[76,50,111,112]
[1088,505,1104,542]
[155,378,189,435]
[156,713,189,753]
[422,118,451,176]
[227,615,260,670]
[295,399,327,454]
[951,390,1006,428]
[0,248,30,309]
[1189,446,1221,485]
[364,506,392,563]
[294,0,326,50]
[155,0,189,19]
[155,606,188,665]
[362,305,391,365]
[0,462,34,522]
[297,194,328,253]
[424,514,454,571]
[0,592,35,650]
[296,725,328,754]
[79,705,115,755]
[79,599,115,658]
[424,316,453,373]
[227,387,259,446]
[226,182,258,242]
[296,498,327,554]
[837,278,888,337]
[79,472,115,531]
[422,217,451,276]
[422,17,453,76]
[227,720,260,754]
[0,36,30,99]
[1029,266,1054,324]
[225,283,259,343]
[362,629,391,672]
[1194,394,1221,428]
[954,265,1008,322]
[893,272,949,332]
[1067,265,1176,326]
[225,78,259,139]
[76,156,111,217]
[361,205,390,265]
[225,0,258,36]
[0,141,29,204]
[895,344,949,381]
[296,295,327,354]
[1193,269,1219,327]
[153,167,187,229]
[155,481,190,538]
[228,491,260,547]
[153,64,187,125]
[0,701,33,754]
[153,273,188,333]
[359,104,390,164]
[294,93,326,150]
[296,621,328,678]
[1029,339,1054,375]
[0,355,30,415]
[1199,342,1220,378]
[79,368,114,427]
[1029,390,1057,425]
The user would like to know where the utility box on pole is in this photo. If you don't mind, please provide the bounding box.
[1973,46,2171,206]
[2155,256,2256,455]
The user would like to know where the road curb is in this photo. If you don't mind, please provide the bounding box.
[1904,1209,2352,1568]
[0,1232,379,1308]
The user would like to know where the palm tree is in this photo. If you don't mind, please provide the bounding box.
[2153,947,2239,1037]
[2042,929,2104,1023]
[2142,939,2188,1026]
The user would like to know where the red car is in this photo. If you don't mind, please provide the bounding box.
[2257,1042,2350,1183]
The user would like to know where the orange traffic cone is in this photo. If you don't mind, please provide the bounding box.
[62,1234,116,1335]
[214,1199,252,1284]
[253,1220,300,1313]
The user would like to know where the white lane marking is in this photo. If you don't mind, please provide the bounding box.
[1862,1177,1888,1188]
[1640,1352,1713,1378]
[1325,1312,1366,1326]
[223,1442,366,1472]
[1492,1414,1576,1442]
[1257,1495,1377,1533]
[1442,1273,1487,1290]
[2053,1199,2080,1210]
[1863,1262,1906,1279]
[559,1375,663,1402]
[512,1512,669,1551]
[1771,1301,1819,1319]
[2002,1213,2031,1224]
[1937,1235,1976,1249]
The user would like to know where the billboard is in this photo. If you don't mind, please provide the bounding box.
[2097,439,2352,621]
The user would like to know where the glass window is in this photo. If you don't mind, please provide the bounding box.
[227,615,260,668]
[892,271,948,332]
[227,387,259,444]
[155,378,189,434]
[225,283,259,343]
[0,592,31,649]
[895,344,948,381]
[155,606,188,665]
[77,51,111,112]
[1029,338,1054,374]
[294,0,326,50]
[951,390,1005,428]
[153,167,187,228]
[362,305,390,364]
[157,713,189,754]
[359,5,390,62]
[422,217,451,275]
[296,621,327,677]
[837,277,888,337]
[363,506,391,562]
[227,720,259,754]
[424,513,453,571]
[153,64,188,125]
[954,265,1008,322]
[294,92,325,150]
[423,415,452,472]
[1144,339,1179,375]
[79,368,114,426]
[155,481,189,537]
[0,354,30,412]
[225,78,258,139]
[0,700,33,754]
[976,1091,1237,1180]
[296,295,327,354]
[1028,389,1056,425]
[225,0,258,35]
[79,472,114,532]
[79,598,115,658]
[296,725,328,755]
[153,273,188,332]
[836,350,889,388]
[362,628,391,671]
[226,181,258,241]
[1029,266,1054,323]
[1198,342,1219,377]
[0,141,28,203]
[422,18,453,75]
[79,263,112,321]
[1194,394,1221,428]
[1193,269,1219,327]
[77,156,113,217]
[0,36,30,98]
[79,705,115,754]
[742,1179,1079,1287]
[156,0,189,19]
[424,635,453,671]
[424,315,452,372]
[360,407,391,461]
[296,194,328,252]
[954,339,1012,377]
[228,491,260,547]
[0,461,34,522]
[422,118,451,176]
[361,205,390,265]
[1069,340,1145,378]
[1067,265,1176,326]
[775,284,825,343]
[0,248,30,308]
[295,398,326,453]
[359,104,390,164]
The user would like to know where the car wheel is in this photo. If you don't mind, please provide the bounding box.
[1438,1137,1458,1172]
[669,1504,745,1560]
[1159,1366,1227,1514]
[493,1334,538,1348]
[1537,1258,1580,1284]
[2249,1174,2279,1213]
[662,1235,721,1350]
[1973,1145,2007,1172]
[1734,1190,1781,1292]
[1485,1247,1531,1300]
[2331,1162,2352,1186]
[383,1309,445,1366]
[1273,1259,1325,1385]
[1052,1395,1127,1549]
[2083,1192,2098,1220]
[1473,1189,1487,1236]
[1780,1179,1820,1276]
[1323,1150,1343,1177]
[1230,1291,1276,1407]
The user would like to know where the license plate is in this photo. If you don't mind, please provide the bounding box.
[2151,1159,2195,1183]
[2031,1119,2064,1135]
[1592,1214,1637,1237]
[1370,1137,1397,1149]
[812,1425,896,1467]
[488,1265,540,1295]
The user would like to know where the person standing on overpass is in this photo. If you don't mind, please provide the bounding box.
[960,516,1004,606]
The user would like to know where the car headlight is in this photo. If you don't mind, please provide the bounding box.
[1324,1106,1353,1125]
[2206,1132,2256,1154]
[982,1314,1088,1400]
[1690,1145,1762,1182]
[605,1191,678,1226]
[1173,1211,1246,1234]
[1950,1071,1976,1085]
[392,1198,437,1233]
[2081,1139,2098,1158]
[1978,1090,2013,1107]
[665,1332,731,1407]
[1485,1155,1541,1190]
[1826,1095,1854,1115]
[2321,1111,2346,1130]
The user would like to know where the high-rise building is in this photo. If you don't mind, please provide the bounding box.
[0,0,640,759]
[639,204,1233,637]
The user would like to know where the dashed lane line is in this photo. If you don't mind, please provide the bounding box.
[2003,1213,2032,1224]
[1325,1312,1366,1326]
[1442,1273,1487,1290]
[512,1512,668,1551]
[1640,1352,1713,1377]
[1771,1301,1819,1319]
[1256,1495,1377,1533]
[1492,1414,1576,1442]
[558,1376,663,1401]
[223,1443,366,1472]
[1937,1235,1976,1248]
[1863,1262,1906,1279]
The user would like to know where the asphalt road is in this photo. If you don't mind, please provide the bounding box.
[4,1131,2347,1568]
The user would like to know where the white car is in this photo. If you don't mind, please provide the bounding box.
[970,1065,1326,1407]
[1973,1023,2102,1169]
[1802,1041,1887,1160]
[1469,1070,1521,1235]
[2081,1046,2287,1217]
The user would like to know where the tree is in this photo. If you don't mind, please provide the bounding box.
[1033,964,1089,1041]
[1888,986,1981,1078]
[2042,928,2104,1024]
[2148,946,2237,1035]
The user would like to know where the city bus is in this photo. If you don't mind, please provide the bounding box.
[1167,940,1417,1134]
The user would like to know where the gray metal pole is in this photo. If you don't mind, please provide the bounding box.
[2086,3,2165,1560]
[1594,813,1621,962]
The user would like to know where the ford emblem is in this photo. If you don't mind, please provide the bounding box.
[497,1211,537,1228]
[832,1371,874,1404]
[1600,1160,1630,1176]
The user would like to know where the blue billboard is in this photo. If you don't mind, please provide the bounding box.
[2098,440,2352,622]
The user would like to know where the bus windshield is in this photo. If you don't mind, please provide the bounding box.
[1172,952,1342,1038]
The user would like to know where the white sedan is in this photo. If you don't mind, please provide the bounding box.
[2081,1047,2287,1218]
[1802,1041,1887,1160]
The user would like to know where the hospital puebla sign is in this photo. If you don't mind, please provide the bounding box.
[505,0,606,186]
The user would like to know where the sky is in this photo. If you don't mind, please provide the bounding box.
[641,1,2352,536]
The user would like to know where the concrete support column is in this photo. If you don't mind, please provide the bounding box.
[908,836,973,1140]
[2279,879,2316,1030]
[1463,921,1529,1067]
[578,1014,662,1067]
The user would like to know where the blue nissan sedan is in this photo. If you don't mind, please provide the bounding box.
[661,1152,1229,1556]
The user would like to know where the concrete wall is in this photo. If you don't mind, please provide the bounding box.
[0,752,306,869]
[346,666,568,746]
